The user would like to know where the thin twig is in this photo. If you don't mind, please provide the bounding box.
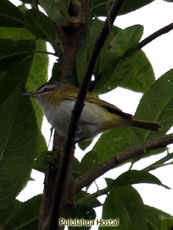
[77,187,107,206]
[75,133,173,192]
[77,152,173,205]
[138,23,173,50]
[106,0,111,33]
[48,0,125,229]
[34,50,56,56]
[143,152,173,172]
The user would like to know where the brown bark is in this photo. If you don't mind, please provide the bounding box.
[38,1,92,230]
[75,133,173,192]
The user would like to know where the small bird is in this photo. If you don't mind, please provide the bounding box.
[23,81,161,141]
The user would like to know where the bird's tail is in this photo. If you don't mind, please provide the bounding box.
[130,119,161,132]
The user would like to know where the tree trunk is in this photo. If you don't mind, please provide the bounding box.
[38,1,91,230]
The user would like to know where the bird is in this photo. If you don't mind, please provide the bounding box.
[23,81,161,141]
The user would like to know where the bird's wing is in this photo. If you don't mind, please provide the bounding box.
[86,94,132,119]
[62,85,132,120]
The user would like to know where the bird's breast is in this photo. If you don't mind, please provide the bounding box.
[41,100,107,139]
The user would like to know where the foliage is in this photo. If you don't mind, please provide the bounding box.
[0,0,173,229]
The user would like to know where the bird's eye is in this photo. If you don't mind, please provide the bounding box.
[42,88,49,92]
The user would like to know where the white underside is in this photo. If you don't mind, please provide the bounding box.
[38,100,106,140]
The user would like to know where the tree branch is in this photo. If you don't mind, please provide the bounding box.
[77,152,173,206]
[75,133,173,192]
[48,0,125,229]
[65,0,124,147]
[143,152,173,172]
[138,23,173,50]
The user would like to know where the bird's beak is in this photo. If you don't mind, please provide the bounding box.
[22,92,38,97]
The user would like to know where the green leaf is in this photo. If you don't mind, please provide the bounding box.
[4,195,41,230]
[73,157,81,178]
[0,27,35,40]
[24,9,57,45]
[89,19,121,93]
[101,185,147,230]
[0,39,35,72]
[51,61,62,82]
[94,25,144,94]
[0,202,17,226]
[131,69,173,146]
[38,0,70,24]
[119,0,155,15]
[89,18,121,55]
[34,130,47,171]
[78,138,93,151]
[26,40,48,128]
[145,205,173,230]
[25,42,48,170]
[112,25,143,56]
[160,216,173,230]
[89,18,104,51]
[0,40,35,104]
[80,151,98,174]
[33,149,50,173]
[111,170,169,189]
[109,50,155,93]
[93,128,130,163]
[0,0,24,27]
[0,55,38,209]
[69,205,96,230]
[92,0,154,17]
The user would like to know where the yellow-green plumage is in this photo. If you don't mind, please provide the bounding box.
[23,82,161,141]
